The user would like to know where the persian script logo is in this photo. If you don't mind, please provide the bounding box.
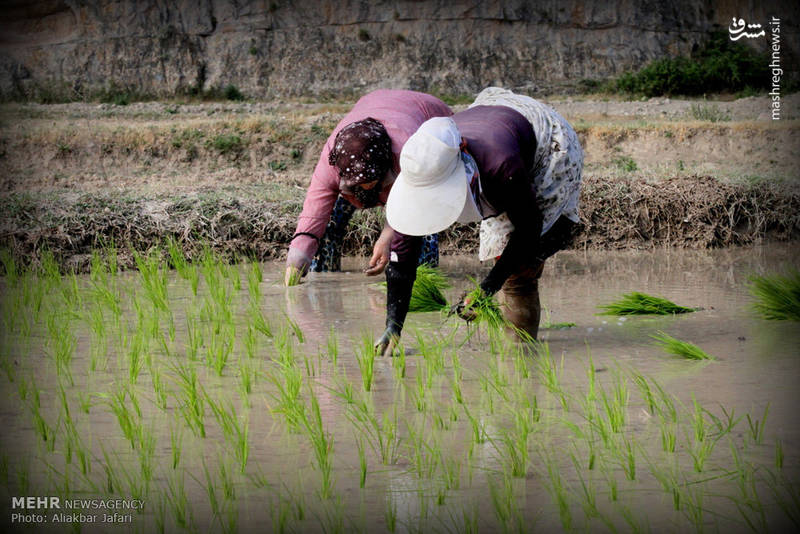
[728,17,765,40]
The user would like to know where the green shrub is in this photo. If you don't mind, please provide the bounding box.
[612,155,638,172]
[210,134,243,154]
[613,31,768,96]
[224,85,244,101]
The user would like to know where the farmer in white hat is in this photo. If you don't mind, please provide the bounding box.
[376,87,582,356]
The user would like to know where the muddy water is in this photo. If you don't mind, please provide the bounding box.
[0,243,798,533]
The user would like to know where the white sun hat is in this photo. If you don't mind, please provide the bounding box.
[386,116,468,236]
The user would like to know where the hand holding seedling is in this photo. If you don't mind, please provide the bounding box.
[284,265,304,286]
[364,224,394,276]
[374,327,399,357]
[451,291,479,322]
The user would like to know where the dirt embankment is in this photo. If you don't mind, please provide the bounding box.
[0,97,798,271]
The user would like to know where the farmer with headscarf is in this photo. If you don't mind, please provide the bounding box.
[284,90,452,286]
[377,87,583,356]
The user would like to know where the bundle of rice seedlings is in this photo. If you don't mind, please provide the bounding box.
[598,292,694,316]
[409,264,450,312]
[651,331,714,360]
[461,284,507,330]
[748,269,800,321]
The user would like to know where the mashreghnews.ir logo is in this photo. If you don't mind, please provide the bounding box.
[729,16,782,120]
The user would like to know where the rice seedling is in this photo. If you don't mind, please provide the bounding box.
[105,382,142,449]
[745,403,769,445]
[238,356,255,403]
[598,291,695,315]
[138,424,157,485]
[304,386,335,499]
[151,365,169,410]
[170,361,205,438]
[217,454,236,501]
[385,496,397,533]
[533,341,568,410]
[200,459,221,520]
[409,264,450,312]
[206,392,250,473]
[776,439,784,469]
[356,435,367,488]
[250,304,273,338]
[166,236,189,276]
[346,396,401,465]
[628,367,656,414]
[206,322,234,376]
[747,269,800,321]
[283,312,305,343]
[133,248,169,312]
[488,473,524,534]
[248,260,263,302]
[405,417,439,479]
[412,367,427,412]
[266,357,305,433]
[660,422,677,453]
[355,331,377,392]
[651,331,714,360]
[463,405,486,445]
[763,467,800,529]
[0,248,19,285]
[569,451,599,520]
[170,419,183,469]
[599,374,628,433]
[543,453,572,531]
[493,426,531,478]
[46,313,76,385]
[689,435,716,473]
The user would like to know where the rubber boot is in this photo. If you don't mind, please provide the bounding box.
[497,262,544,341]
[498,282,541,340]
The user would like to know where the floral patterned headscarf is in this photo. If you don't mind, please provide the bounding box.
[328,117,393,190]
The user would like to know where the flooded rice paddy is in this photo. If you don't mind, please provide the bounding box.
[0,244,798,533]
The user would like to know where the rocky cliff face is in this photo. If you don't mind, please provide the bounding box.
[0,0,797,99]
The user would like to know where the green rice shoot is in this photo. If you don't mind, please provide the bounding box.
[651,331,715,360]
[409,264,450,312]
[598,292,694,316]
[747,269,800,321]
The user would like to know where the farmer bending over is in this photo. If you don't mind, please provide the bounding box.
[285,90,452,285]
[377,87,583,356]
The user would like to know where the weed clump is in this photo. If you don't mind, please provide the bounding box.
[598,292,694,316]
[651,331,715,360]
[748,269,800,321]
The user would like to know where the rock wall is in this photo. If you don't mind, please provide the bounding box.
[0,0,797,98]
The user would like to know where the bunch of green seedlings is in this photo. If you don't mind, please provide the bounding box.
[598,291,695,315]
[651,331,715,360]
[748,269,800,321]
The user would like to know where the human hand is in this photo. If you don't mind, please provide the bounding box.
[285,265,304,286]
[364,228,393,276]
[285,248,311,286]
[374,327,400,357]
[449,291,480,322]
